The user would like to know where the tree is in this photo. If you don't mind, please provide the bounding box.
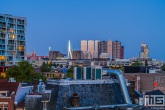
[40,63,51,72]
[65,67,73,78]
[162,64,165,71]
[6,61,46,82]
[131,61,143,66]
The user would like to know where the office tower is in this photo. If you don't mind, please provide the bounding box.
[140,43,149,58]
[98,41,107,58]
[112,41,121,59]
[107,40,112,59]
[120,46,124,59]
[81,40,87,52]
[94,40,99,58]
[88,40,94,58]
[0,14,27,66]
[68,40,72,59]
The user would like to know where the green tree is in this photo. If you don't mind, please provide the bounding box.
[40,63,51,72]
[6,61,46,82]
[65,67,73,78]
[131,61,143,66]
[162,64,165,71]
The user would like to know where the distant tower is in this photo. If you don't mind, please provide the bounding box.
[107,40,113,59]
[140,43,149,58]
[68,40,72,59]
[81,40,87,52]
[112,41,121,59]
[94,40,100,58]
[88,40,94,58]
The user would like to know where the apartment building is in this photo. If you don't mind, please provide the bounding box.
[0,14,26,66]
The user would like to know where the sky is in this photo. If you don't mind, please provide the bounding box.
[1,0,165,61]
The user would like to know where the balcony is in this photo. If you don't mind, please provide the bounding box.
[0,41,5,45]
[0,47,5,50]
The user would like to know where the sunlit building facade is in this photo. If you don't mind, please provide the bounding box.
[88,40,94,58]
[0,14,26,66]
[107,40,113,59]
[81,40,87,52]
[140,43,149,59]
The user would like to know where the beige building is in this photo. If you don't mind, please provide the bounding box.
[88,40,94,58]
[81,40,87,52]
[107,40,113,59]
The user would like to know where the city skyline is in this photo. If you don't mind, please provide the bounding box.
[1,0,165,61]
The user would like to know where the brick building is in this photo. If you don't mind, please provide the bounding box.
[124,73,165,94]
[0,80,19,110]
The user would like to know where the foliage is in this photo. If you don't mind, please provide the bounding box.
[131,61,143,66]
[65,67,73,78]
[6,60,46,82]
[162,64,165,71]
[40,63,51,72]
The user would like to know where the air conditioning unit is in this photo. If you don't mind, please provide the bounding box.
[91,66,102,80]
[73,67,83,80]
[83,67,92,80]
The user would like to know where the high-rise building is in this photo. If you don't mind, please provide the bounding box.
[120,46,124,59]
[98,41,107,58]
[88,40,94,58]
[107,40,112,59]
[140,43,149,59]
[0,14,27,66]
[49,51,65,60]
[68,40,72,59]
[72,50,84,59]
[81,40,87,52]
[112,41,121,59]
[94,40,99,58]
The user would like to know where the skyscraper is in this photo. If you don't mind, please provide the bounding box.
[81,40,87,52]
[112,41,121,59]
[68,40,72,59]
[0,14,26,66]
[107,40,112,59]
[140,43,149,58]
[88,40,94,58]
[98,41,107,58]
[120,46,124,59]
[94,40,99,58]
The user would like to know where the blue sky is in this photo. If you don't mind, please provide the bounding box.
[1,0,165,61]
